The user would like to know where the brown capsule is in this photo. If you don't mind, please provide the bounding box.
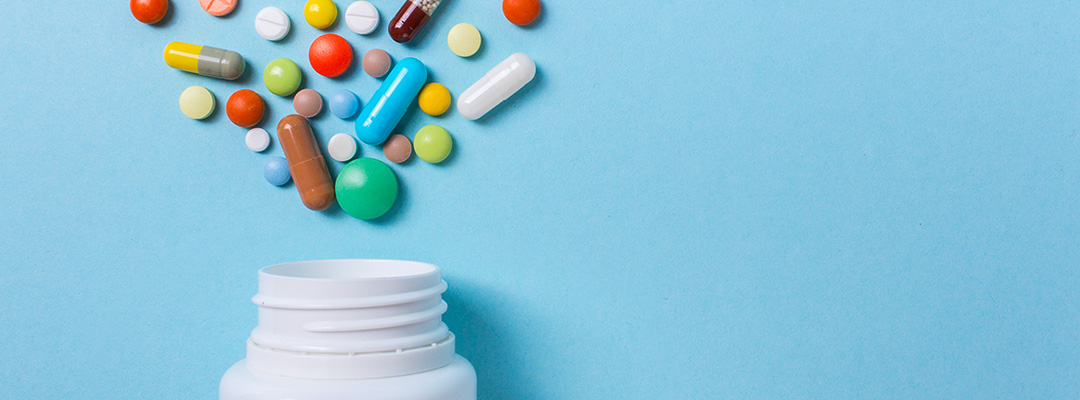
[277,115,336,211]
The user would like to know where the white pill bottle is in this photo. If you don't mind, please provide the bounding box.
[220,259,477,400]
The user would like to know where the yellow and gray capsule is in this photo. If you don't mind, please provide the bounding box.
[163,42,245,80]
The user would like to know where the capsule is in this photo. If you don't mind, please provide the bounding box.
[278,115,336,211]
[163,42,245,80]
[458,53,536,120]
[354,58,428,145]
[388,0,441,43]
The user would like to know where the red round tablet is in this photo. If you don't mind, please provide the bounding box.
[131,0,169,24]
[503,0,541,26]
[226,90,265,128]
[309,34,353,78]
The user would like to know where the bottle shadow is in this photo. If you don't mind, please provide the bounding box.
[443,282,544,400]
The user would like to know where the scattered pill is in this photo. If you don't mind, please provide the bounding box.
[246,128,271,152]
[336,158,399,220]
[355,58,428,145]
[264,58,302,96]
[309,34,353,77]
[382,134,412,163]
[328,133,358,162]
[200,0,236,16]
[503,0,541,26]
[264,157,292,186]
[417,83,451,116]
[328,89,360,119]
[458,53,535,120]
[413,125,452,163]
[278,115,336,210]
[131,0,168,24]
[255,7,291,41]
[345,1,379,35]
[362,49,392,78]
[388,0,441,43]
[179,86,215,120]
[226,89,265,128]
[163,42,245,80]
[293,89,323,118]
[447,23,481,57]
[305,0,338,29]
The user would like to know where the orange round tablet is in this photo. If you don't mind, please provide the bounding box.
[226,90,265,128]
[200,0,236,16]
[503,0,541,26]
[131,0,169,24]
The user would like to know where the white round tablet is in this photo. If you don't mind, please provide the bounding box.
[344,1,379,35]
[328,133,358,162]
[255,7,290,41]
[245,128,271,152]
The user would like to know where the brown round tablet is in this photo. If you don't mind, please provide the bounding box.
[293,89,323,118]
[362,49,392,78]
[382,134,412,163]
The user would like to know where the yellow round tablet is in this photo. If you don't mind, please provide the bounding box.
[304,0,338,29]
[447,23,481,57]
[179,86,215,119]
[417,83,452,116]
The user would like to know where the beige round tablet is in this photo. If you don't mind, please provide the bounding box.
[179,86,215,120]
[362,49,392,78]
[382,134,412,163]
[293,89,323,118]
[447,23,481,57]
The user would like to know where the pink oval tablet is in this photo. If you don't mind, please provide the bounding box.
[382,134,412,163]
[362,49,392,78]
[293,89,323,118]
[200,0,236,16]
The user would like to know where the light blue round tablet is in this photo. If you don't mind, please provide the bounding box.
[328,89,360,119]
[264,157,292,186]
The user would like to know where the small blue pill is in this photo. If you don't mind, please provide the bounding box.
[329,89,360,119]
[264,156,292,186]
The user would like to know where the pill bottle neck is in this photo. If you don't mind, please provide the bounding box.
[246,259,456,379]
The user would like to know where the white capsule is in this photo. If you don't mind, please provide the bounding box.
[457,53,536,120]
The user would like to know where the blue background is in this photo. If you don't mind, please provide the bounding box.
[1,0,1078,398]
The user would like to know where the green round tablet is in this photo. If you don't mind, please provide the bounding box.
[264,58,302,96]
[335,158,399,220]
[413,125,452,163]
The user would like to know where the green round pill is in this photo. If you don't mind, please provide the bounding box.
[335,158,399,220]
[264,58,302,96]
[413,125,452,163]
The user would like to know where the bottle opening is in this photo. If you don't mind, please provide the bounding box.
[262,259,439,280]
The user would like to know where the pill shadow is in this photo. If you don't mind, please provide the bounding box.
[443,283,542,400]
[331,46,363,81]
[153,2,177,28]
[230,60,255,85]
[470,67,544,127]
[516,3,546,30]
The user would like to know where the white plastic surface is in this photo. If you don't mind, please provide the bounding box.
[220,354,477,400]
[245,128,270,152]
[255,7,291,41]
[327,133,357,162]
[457,53,536,120]
[345,1,379,35]
[245,260,455,379]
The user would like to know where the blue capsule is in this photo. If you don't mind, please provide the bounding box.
[354,57,428,145]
